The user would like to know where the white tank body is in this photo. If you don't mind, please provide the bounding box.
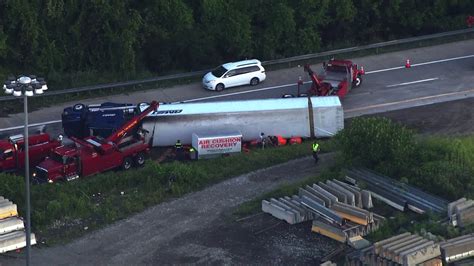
[141,96,344,147]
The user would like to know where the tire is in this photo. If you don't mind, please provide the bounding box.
[250,77,260,86]
[134,152,146,167]
[353,76,362,87]
[215,83,224,91]
[73,103,85,111]
[122,157,133,170]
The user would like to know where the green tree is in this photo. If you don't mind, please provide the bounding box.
[350,0,383,42]
[3,0,42,67]
[199,0,253,63]
[322,0,357,46]
[290,0,329,54]
[69,1,142,74]
[137,0,195,72]
[251,0,296,59]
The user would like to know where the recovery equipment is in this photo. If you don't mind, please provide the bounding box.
[34,101,159,183]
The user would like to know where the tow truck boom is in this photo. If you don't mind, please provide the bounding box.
[106,101,159,144]
[304,64,325,96]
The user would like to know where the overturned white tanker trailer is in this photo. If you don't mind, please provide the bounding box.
[140,96,344,147]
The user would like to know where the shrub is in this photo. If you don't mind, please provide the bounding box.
[335,117,416,176]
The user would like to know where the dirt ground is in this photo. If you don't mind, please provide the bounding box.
[2,98,474,265]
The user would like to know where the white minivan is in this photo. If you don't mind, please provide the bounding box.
[202,59,266,91]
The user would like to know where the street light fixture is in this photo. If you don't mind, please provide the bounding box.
[3,75,47,266]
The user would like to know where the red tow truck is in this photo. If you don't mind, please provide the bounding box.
[304,59,364,99]
[34,101,159,183]
[0,133,61,173]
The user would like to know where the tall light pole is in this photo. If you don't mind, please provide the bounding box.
[3,75,47,266]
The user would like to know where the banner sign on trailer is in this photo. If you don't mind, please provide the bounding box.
[192,132,242,157]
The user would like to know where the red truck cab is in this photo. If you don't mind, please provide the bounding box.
[35,136,150,183]
[305,59,364,99]
[35,145,80,182]
[0,133,61,173]
[324,59,364,88]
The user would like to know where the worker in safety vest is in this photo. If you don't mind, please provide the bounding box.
[175,140,184,161]
[189,147,196,160]
[260,133,265,150]
[175,139,182,149]
[312,141,320,164]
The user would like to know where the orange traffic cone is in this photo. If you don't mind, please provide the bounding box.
[405,59,411,68]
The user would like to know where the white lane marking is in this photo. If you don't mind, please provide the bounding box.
[386,78,439,88]
[1,54,473,131]
[411,54,474,67]
[365,54,474,74]
[0,120,62,132]
[365,66,405,74]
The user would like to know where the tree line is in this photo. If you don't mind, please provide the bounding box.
[0,0,472,87]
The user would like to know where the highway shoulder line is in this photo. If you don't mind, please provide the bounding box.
[386,78,439,88]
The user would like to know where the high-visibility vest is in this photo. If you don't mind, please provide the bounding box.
[175,142,182,148]
[312,143,319,152]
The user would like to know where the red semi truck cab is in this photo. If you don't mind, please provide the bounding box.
[35,101,159,183]
[0,133,61,173]
[305,59,364,99]
[35,135,150,183]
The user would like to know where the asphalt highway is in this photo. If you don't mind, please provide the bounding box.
[1,39,474,139]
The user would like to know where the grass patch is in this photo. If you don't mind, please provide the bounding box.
[0,139,336,245]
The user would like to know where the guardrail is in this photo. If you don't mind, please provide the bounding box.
[1,27,473,103]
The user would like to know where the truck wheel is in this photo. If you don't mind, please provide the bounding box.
[215,83,224,91]
[353,76,362,87]
[134,152,146,167]
[122,157,133,170]
[250,77,260,86]
[73,103,86,111]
